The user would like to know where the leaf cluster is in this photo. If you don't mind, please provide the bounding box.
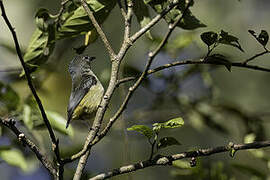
[128,117,184,158]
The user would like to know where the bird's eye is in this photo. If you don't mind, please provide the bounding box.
[83,56,90,61]
[83,56,95,62]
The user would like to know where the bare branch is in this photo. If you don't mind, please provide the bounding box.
[89,140,270,180]
[70,1,188,177]
[0,118,57,178]
[73,61,120,180]
[117,59,270,85]
[243,50,270,64]
[117,0,127,19]
[94,1,192,151]
[80,0,116,60]
[0,0,62,172]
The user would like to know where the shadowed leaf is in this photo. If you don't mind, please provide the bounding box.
[218,30,244,52]
[134,0,152,39]
[201,31,218,46]
[248,29,269,47]
[146,0,206,30]
[205,54,232,72]
[157,137,181,149]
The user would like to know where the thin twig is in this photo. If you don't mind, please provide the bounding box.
[73,61,120,180]
[0,1,62,177]
[117,59,270,85]
[243,50,270,64]
[80,0,116,60]
[0,118,57,178]
[117,0,127,18]
[72,2,135,168]
[54,0,70,19]
[69,0,182,174]
[130,1,180,43]
[94,2,192,143]
[89,140,270,180]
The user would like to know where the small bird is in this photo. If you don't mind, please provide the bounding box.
[66,55,104,128]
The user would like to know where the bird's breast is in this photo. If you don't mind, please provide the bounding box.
[72,83,104,120]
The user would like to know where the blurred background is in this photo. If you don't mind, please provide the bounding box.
[1,0,270,179]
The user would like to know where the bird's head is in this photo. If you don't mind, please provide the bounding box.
[69,55,95,75]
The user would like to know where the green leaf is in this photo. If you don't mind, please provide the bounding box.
[127,125,154,139]
[173,160,191,169]
[157,137,181,149]
[0,82,20,114]
[204,54,232,72]
[229,148,236,158]
[134,0,152,39]
[244,133,256,143]
[175,9,206,30]
[248,30,269,47]
[153,117,184,132]
[46,111,74,137]
[200,31,218,46]
[258,30,269,47]
[23,28,55,73]
[22,104,34,130]
[35,8,52,32]
[147,0,206,30]
[218,30,244,52]
[163,117,185,128]
[22,7,56,74]
[0,148,28,172]
[57,0,116,39]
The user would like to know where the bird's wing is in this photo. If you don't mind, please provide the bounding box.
[66,74,97,128]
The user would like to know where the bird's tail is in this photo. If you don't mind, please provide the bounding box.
[66,111,72,129]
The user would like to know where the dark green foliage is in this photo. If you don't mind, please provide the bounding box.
[248,30,269,48]
[146,0,206,30]
[23,0,116,73]
[200,31,218,47]
[219,30,244,52]
[157,137,181,149]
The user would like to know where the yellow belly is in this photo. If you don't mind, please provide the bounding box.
[72,83,104,120]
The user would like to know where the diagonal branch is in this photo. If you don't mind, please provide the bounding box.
[0,0,62,170]
[80,0,116,60]
[94,2,193,144]
[0,118,57,178]
[243,50,270,64]
[65,0,180,166]
[89,140,270,180]
[130,1,180,43]
[70,1,188,178]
